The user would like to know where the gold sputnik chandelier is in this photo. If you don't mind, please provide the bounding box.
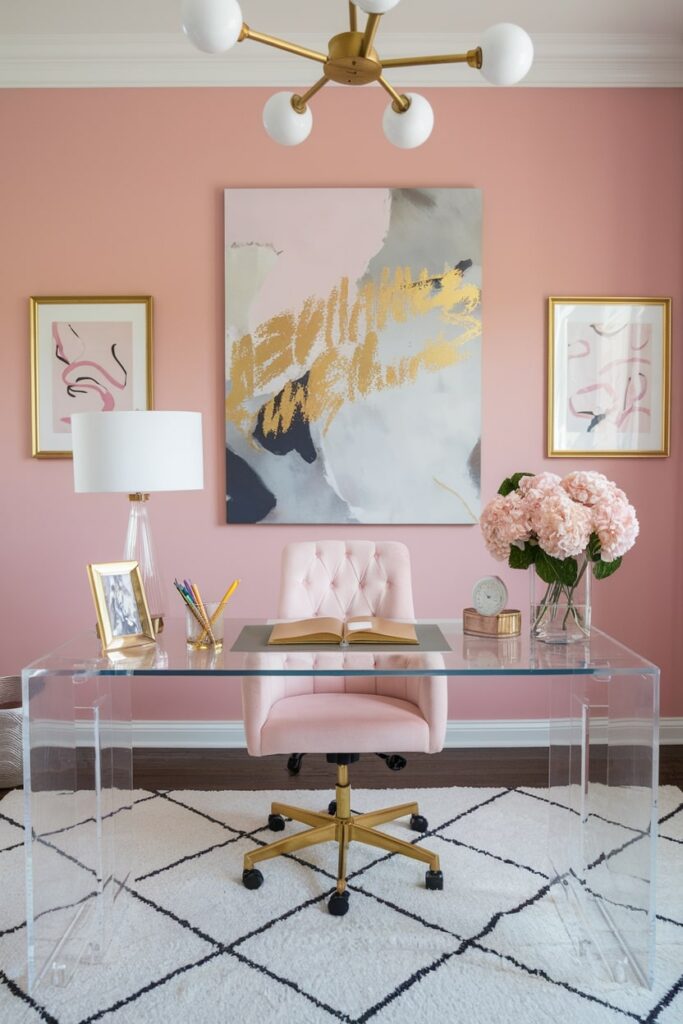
[182,0,533,148]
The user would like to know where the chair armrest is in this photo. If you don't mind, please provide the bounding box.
[241,654,287,756]
[409,653,447,754]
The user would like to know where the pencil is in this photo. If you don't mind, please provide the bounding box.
[174,580,206,633]
[197,578,240,642]
[191,582,216,645]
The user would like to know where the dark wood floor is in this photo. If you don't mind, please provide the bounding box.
[2,746,681,800]
[133,748,554,790]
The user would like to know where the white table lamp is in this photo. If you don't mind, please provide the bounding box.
[72,411,204,630]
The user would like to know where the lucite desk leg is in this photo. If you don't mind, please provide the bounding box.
[23,668,132,996]
[548,668,659,988]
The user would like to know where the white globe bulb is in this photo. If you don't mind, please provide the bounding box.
[181,0,243,54]
[480,23,534,86]
[355,0,401,13]
[263,93,313,146]
[382,93,433,149]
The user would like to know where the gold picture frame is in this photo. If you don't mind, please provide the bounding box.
[547,296,671,458]
[87,560,156,653]
[30,295,153,458]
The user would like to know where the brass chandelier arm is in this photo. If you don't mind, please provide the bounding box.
[349,1,358,33]
[381,47,483,70]
[239,23,327,64]
[291,76,329,113]
[359,13,382,58]
[378,76,410,113]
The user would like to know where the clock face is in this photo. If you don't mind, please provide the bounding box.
[472,576,508,616]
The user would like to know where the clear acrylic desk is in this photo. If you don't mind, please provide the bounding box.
[21,619,659,997]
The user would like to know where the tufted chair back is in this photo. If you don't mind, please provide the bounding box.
[242,540,446,755]
[278,541,415,621]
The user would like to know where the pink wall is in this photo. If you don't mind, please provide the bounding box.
[1,87,681,722]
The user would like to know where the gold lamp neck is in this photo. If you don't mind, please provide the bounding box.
[129,493,150,502]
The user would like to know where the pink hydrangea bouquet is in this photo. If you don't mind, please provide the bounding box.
[480,471,639,640]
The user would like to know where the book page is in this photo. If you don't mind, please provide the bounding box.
[268,617,344,644]
[345,616,418,644]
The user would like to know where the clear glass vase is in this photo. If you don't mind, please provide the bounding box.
[529,552,591,644]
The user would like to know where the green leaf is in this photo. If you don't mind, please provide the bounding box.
[593,556,622,580]
[509,543,537,570]
[498,472,534,496]
[535,551,579,587]
[587,532,602,562]
[509,472,534,490]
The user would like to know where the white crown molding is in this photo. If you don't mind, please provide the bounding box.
[64,717,683,749]
[0,32,681,88]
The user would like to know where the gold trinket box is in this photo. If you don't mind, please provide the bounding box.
[462,608,522,638]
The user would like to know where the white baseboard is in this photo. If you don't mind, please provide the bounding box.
[84,717,683,749]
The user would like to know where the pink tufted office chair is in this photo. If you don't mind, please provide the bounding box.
[241,540,447,915]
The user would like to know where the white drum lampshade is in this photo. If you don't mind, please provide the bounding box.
[72,411,203,494]
[72,411,204,628]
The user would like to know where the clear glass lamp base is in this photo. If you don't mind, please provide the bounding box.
[124,494,164,632]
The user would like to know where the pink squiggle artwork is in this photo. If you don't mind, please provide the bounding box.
[616,372,650,429]
[599,356,651,376]
[569,382,617,421]
[51,321,134,433]
[566,322,652,437]
[568,338,590,360]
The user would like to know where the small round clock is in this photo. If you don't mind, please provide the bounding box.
[472,576,508,617]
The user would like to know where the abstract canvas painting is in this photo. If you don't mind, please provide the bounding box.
[225,188,482,523]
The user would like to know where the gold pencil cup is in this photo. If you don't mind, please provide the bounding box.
[185,603,224,650]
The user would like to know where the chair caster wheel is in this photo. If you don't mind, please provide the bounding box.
[425,869,443,891]
[268,813,285,832]
[328,890,349,916]
[242,868,264,890]
[410,814,428,833]
[328,800,337,816]
[287,754,304,776]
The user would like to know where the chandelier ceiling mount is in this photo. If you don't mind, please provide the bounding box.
[182,0,534,148]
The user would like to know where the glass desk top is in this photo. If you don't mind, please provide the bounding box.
[24,618,659,677]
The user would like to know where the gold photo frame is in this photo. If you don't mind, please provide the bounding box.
[87,560,156,653]
[30,295,153,458]
[547,297,671,458]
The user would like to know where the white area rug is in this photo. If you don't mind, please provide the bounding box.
[0,785,682,1024]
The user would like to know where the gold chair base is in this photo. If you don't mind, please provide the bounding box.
[243,764,441,895]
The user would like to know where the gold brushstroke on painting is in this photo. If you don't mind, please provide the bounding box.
[227,264,481,437]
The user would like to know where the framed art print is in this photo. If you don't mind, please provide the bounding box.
[548,297,671,458]
[224,187,482,524]
[86,560,156,653]
[30,296,153,458]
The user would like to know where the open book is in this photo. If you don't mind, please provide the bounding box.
[268,616,418,646]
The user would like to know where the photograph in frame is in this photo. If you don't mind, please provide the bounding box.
[547,297,671,457]
[87,560,156,653]
[30,296,153,458]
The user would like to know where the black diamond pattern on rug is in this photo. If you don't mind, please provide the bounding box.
[0,786,681,1024]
